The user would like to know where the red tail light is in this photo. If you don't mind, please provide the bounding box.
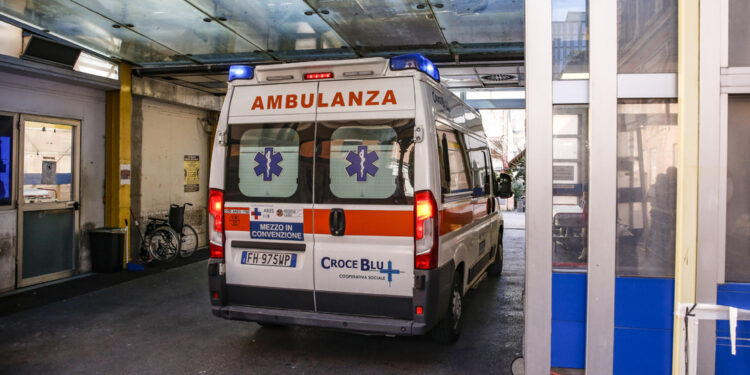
[305,72,333,80]
[209,189,224,258]
[415,190,439,270]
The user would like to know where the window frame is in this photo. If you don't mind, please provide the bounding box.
[314,118,416,206]
[551,104,590,273]
[436,124,473,202]
[223,122,315,204]
[237,127,301,199]
[616,0,679,74]
[465,134,491,198]
[716,0,750,283]
[0,112,17,210]
[721,94,750,283]
[614,98,679,278]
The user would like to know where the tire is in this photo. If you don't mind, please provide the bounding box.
[179,224,198,258]
[431,271,463,343]
[488,227,504,277]
[147,226,180,262]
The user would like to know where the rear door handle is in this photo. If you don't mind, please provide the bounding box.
[329,208,346,236]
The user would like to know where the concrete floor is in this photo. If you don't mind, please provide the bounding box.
[0,212,526,375]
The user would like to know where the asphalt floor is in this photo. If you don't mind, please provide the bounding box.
[0,212,526,375]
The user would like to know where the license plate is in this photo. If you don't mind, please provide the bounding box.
[241,251,297,267]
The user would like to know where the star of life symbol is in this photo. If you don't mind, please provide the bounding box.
[254,147,283,181]
[345,145,379,181]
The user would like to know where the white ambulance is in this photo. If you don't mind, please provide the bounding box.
[207,54,513,342]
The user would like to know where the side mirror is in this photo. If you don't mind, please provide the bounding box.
[496,173,513,199]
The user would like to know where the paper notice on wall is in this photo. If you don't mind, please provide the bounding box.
[120,164,131,185]
[184,155,199,192]
[41,159,57,184]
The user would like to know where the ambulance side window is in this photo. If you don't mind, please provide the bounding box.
[224,122,314,203]
[466,135,490,197]
[436,128,471,196]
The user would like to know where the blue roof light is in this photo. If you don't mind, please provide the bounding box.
[228,65,254,82]
[389,53,439,82]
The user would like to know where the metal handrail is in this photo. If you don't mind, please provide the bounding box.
[675,303,750,375]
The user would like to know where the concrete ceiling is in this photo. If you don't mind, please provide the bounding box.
[1,0,525,94]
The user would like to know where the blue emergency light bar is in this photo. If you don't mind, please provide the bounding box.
[228,65,254,82]
[389,53,440,82]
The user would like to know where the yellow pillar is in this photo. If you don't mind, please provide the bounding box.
[105,63,132,265]
[673,0,700,373]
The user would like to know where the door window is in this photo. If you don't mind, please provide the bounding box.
[726,95,750,282]
[615,99,678,277]
[224,122,314,203]
[23,121,74,204]
[315,119,414,205]
[617,0,678,73]
[552,105,590,272]
[729,0,750,66]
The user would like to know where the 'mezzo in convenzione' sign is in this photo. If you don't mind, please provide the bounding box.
[249,206,304,241]
[250,221,303,241]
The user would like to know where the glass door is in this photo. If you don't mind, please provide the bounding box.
[17,115,79,287]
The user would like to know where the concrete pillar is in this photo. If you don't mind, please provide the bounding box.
[105,63,132,264]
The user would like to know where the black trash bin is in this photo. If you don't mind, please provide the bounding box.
[89,228,126,273]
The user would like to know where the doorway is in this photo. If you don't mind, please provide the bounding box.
[17,115,80,287]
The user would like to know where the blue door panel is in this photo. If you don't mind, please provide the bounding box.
[615,277,675,330]
[614,277,674,374]
[551,320,586,368]
[551,273,587,369]
[613,328,673,375]
[716,283,750,373]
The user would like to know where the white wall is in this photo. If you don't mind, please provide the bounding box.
[0,70,107,288]
[134,98,210,247]
[0,211,16,292]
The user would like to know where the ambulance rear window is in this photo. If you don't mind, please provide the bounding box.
[224,122,314,203]
[315,119,415,205]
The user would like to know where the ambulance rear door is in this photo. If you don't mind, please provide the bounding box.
[311,77,418,320]
[222,82,318,311]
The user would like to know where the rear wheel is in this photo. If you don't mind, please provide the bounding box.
[488,227,504,277]
[147,226,180,262]
[431,271,463,343]
[179,224,198,258]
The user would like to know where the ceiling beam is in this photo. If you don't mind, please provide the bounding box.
[182,0,279,62]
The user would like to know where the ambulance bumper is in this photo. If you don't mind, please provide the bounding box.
[212,305,430,335]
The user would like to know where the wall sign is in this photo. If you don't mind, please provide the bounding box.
[120,163,130,185]
[184,155,199,192]
[41,159,57,185]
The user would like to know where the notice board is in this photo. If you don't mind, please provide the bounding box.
[184,155,199,192]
